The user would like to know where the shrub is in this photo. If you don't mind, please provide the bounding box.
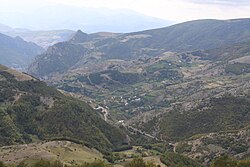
[0,161,6,167]
[125,158,157,167]
[210,155,237,167]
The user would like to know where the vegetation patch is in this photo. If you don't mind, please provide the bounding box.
[160,152,202,167]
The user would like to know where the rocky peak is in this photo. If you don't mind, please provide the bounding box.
[70,29,89,43]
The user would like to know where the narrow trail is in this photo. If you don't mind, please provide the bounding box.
[94,106,108,121]
[94,105,161,141]
[125,124,162,141]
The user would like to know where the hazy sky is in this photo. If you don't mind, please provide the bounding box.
[1,0,250,23]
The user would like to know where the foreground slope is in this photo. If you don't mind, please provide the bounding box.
[0,141,104,165]
[0,65,126,153]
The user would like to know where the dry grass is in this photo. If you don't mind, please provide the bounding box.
[0,65,33,81]
[115,156,166,167]
[0,141,103,166]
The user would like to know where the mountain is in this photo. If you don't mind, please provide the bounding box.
[0,24,75,48]
[0,23,12,32]
[6,29,75,49]
[0,16,249,166]
[26,18,250,165]
[0,5,172,33]
[0,65,126,154]
[0,33,44,70]
[133,18,250,51]
[28,18,250,77]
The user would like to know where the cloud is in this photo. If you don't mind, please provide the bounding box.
[0,0,250,26]
[188,0,250,6]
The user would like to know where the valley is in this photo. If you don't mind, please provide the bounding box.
[0,18,250,167]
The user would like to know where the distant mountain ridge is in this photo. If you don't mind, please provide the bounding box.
[6,29,75,49]
[0,33,44,70]
[28,18,250,77]
[0,23,75,48]
[132,18,250,51]
[0,23,12,32]
[0,5,172,33]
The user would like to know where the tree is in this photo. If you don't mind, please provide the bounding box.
[17,161,28,167]
[211,155,237,167]
[81,160,112,167]
[237,160,250,167]
[125,158,157,167]
[125,158,146,167]
[0,162,5,167]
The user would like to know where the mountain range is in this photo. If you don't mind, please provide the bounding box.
[0,23,75,48]
[28,18,250,77]
[26,18,250,165]
[0,33,44,70]
[1,18,250,166]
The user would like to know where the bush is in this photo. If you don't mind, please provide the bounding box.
[210,155,250,167]
[237,159,250,167]
[160,152,202,167]
[125,158,157,167]
[210,155,237,167]
[175,142,192,153]
[17,161,28,167]
[80,160,111,167]
[0,161,6,167]
[113,145,133,152]
[15,160,112,167]
[32,160,63,167]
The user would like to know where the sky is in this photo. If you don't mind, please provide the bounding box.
[0,0,250,31]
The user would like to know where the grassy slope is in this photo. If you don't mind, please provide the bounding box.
[0,141,103,165]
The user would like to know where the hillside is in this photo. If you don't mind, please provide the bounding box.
[0,33,44,69]
[29,42,250,115]
[0,65,126,154]
[28,40,250,165]
[0,141,105,165]
[26,18,250,166]
[143,95,250,140]
[172,126,250,166]
[29,18,250,77]
[134,18,250,51]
